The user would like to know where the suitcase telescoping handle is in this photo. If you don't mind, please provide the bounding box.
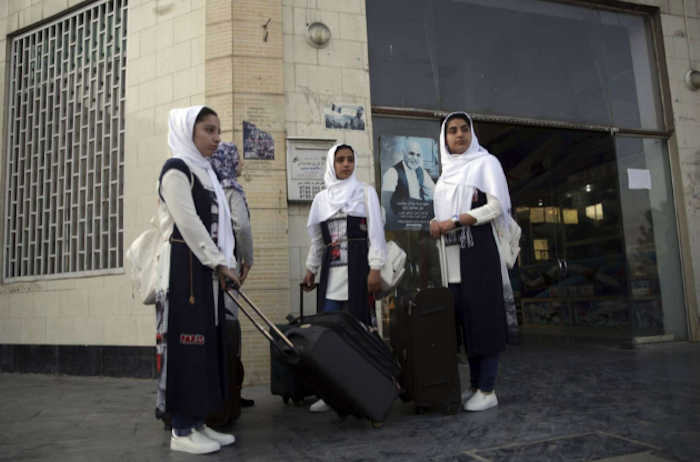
[224,288,297,354]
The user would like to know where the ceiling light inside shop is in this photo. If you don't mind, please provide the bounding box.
[585,184,592,192]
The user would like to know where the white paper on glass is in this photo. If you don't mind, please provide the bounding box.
[627,169,652,190]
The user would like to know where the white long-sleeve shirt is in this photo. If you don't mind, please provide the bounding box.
[158,166,229,271]
[306,188,386,301]
[445,193,502,284]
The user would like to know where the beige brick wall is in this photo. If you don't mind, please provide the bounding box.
[283,0,375,317]
[0,0,206,347]
[205,0,290,385]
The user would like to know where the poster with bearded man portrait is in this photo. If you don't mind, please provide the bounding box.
[380,136,440,231]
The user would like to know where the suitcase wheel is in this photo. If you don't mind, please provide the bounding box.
[447,403,460,415]
[283,397,290,404]
[371,421,384,429]
[414,407,425,415]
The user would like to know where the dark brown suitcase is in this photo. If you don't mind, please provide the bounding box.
[269,283,316,405]
[206,318,243,427]
[390,293,413,403]
[391,288,461,415]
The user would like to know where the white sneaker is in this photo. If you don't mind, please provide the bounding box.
[461,388,476,404]
[170,429,221,454]
[310,399,331,413]
[197,425,235,446]
[464,390,498,412]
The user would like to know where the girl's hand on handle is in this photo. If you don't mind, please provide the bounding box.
[217,265,240,291]
[438,219,457,235]
[367,269,382,295]
[430,219,442,240]
[301,270,316,292]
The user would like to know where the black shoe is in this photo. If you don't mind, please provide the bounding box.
[241,398,255,407]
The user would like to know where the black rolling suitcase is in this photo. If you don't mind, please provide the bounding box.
[391,288,461,415]
[227,289,401,428]
[269,283,316,405]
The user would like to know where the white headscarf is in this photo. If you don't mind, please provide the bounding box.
[307,144,366,236]
[168,106,235,268]
[434,112,512,235]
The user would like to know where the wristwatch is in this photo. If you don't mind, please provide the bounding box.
[451,215,460,226]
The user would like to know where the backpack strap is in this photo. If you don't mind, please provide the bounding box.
[158,158,195,202]
[363,184,371,230]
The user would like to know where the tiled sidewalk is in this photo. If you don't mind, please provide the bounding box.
[0,342,698,461]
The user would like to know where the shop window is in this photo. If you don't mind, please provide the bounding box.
[563,209,579,225]
[585,203,605,221]
[545,207,560,224]
[534,239,549,261]
[3,0,128,280]
[368,0,664,130]
[529,207,544,223]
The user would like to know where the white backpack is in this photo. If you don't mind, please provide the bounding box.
[497,214,522,270]
[127,168,193,305]
[126,217,165,305]
[363,186,407,296]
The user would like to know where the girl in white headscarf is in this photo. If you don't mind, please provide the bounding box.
[154,106,239,455]
[301,144,386,413]
[431,112,518,413]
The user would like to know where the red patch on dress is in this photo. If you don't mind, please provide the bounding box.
[180,334,205,345]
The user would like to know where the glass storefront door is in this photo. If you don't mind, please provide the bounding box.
[481,125,631,338]
[374,117,688,342]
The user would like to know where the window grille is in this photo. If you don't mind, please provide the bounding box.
[4,0,128,281]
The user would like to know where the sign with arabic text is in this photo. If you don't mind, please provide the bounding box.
[287,138,337,202]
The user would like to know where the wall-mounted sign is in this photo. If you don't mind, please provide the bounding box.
[287,137,337,202]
